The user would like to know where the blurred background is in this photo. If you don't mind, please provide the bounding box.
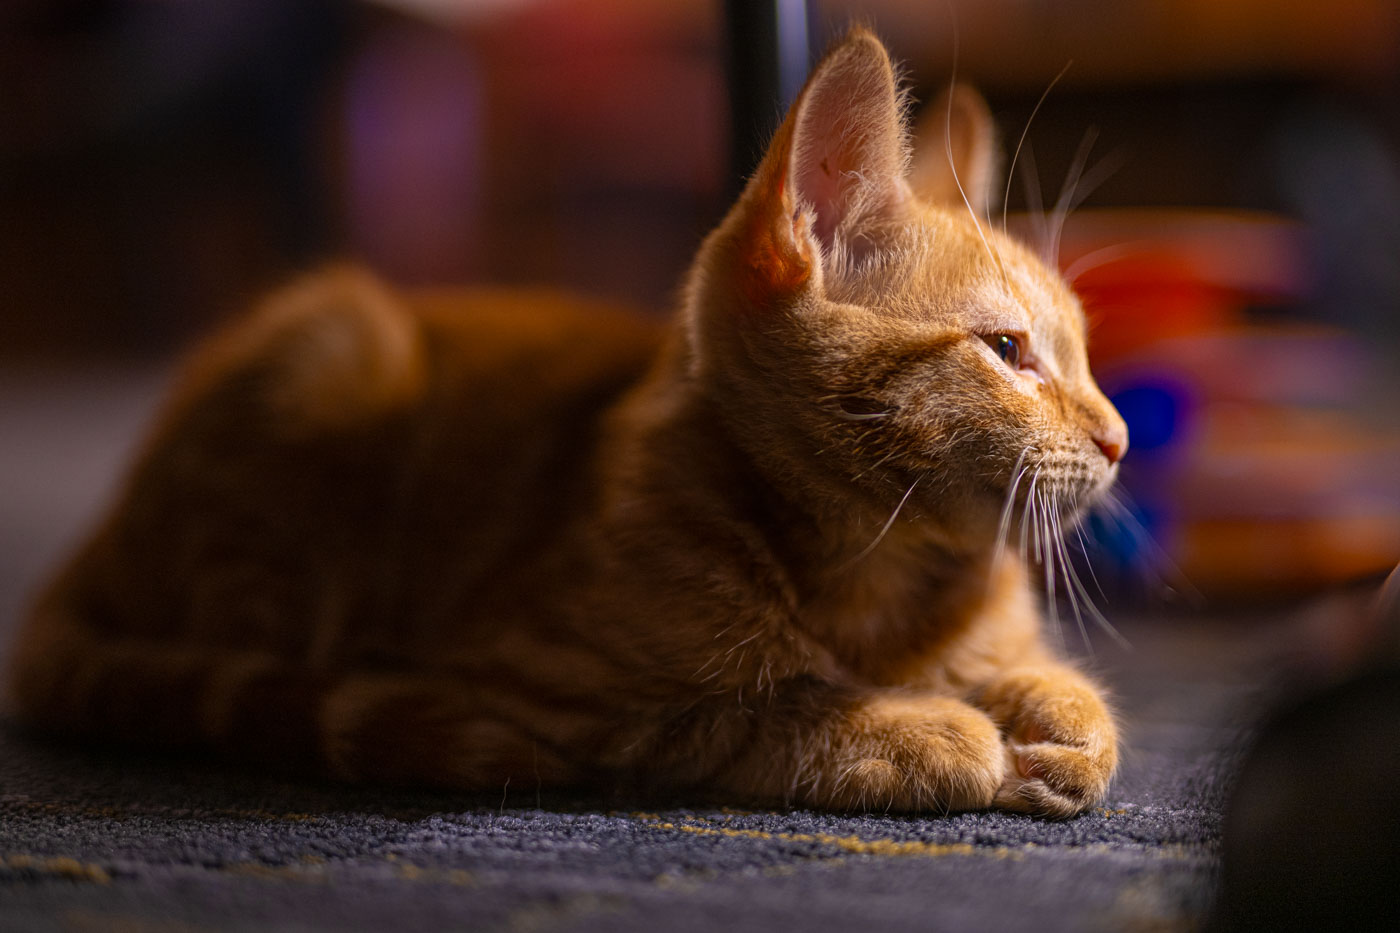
[2,0,1399,652]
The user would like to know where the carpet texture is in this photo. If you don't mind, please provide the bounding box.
[0,619,1286,933]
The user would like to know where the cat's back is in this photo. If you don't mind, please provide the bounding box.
[408,284,663,413]
[21,269,662,663]
[172,269,662,440]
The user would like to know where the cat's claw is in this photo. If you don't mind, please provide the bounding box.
[993,741,1111,819]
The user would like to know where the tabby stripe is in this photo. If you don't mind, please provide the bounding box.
[319,676,575,787]
[458,662,623,715]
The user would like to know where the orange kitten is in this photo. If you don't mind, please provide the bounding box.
[7,30,1127,818]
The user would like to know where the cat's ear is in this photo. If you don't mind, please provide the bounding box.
[789,29,911,253]
[908,84,1000,215]
[728,28,911,302]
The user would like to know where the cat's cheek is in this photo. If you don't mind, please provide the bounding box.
[1016,365,1049,392]
[990,365,1044,400]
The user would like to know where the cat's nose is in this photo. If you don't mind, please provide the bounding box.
[1092,423,1127,465]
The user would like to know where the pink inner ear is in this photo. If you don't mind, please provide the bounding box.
[790,46,907,258]
[797,139,852,248]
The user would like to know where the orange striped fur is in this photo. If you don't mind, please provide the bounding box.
[7,30,1126,818]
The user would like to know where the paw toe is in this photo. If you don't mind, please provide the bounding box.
[995,742,1111,818]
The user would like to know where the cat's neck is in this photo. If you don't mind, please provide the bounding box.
[785,515,998,684]
[617,344,1003,683]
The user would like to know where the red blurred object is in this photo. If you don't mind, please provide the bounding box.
[1059,209,1309,364]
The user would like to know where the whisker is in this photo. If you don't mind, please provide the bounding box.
[1039,485,1065,653]
[945,90,1006,284]
[1019,465,1043,563]
[1061,240,1150,285]
[1040,487,1057,628]
[1097,489,1166,562]
[1096,488,1202,606]
[1002,60,1073,235]
[1034,487,1133,652]
[1051,129,1099,220]
[1019,144,1052,261]
[839,477,922,570]
[1045,127,1098,265]
[941,5,1009,288]
[1073,521,1109,602]
[1065,146,1128,216]
[1049,143,1128,269]
[724,630,762,659]
[1030,484,1041,566]
[1060,539,1133,651]
[1050,495,1093,653]
[992,447,1032,567]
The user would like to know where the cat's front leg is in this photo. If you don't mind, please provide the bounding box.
[972,665,1118,818]
[696,684,1007,812]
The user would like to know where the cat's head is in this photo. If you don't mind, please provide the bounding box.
[685,28,1127,554]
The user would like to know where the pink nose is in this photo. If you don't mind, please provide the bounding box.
[1093,430,1126,465]
[1094,437,1123,464]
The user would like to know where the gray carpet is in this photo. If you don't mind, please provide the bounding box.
[0,366,1297,932]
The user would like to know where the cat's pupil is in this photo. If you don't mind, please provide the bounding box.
[993,335,1021,369]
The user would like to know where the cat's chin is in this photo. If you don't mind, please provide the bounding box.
[1084,470,1120,508]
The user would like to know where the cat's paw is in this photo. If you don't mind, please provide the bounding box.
[975,668,1118,819]
[819,695,1006,812]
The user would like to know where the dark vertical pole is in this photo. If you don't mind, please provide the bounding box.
[722,0,812,200]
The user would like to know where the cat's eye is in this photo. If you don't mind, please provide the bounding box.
[985,334,1022,370]
[836,396,892,421]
